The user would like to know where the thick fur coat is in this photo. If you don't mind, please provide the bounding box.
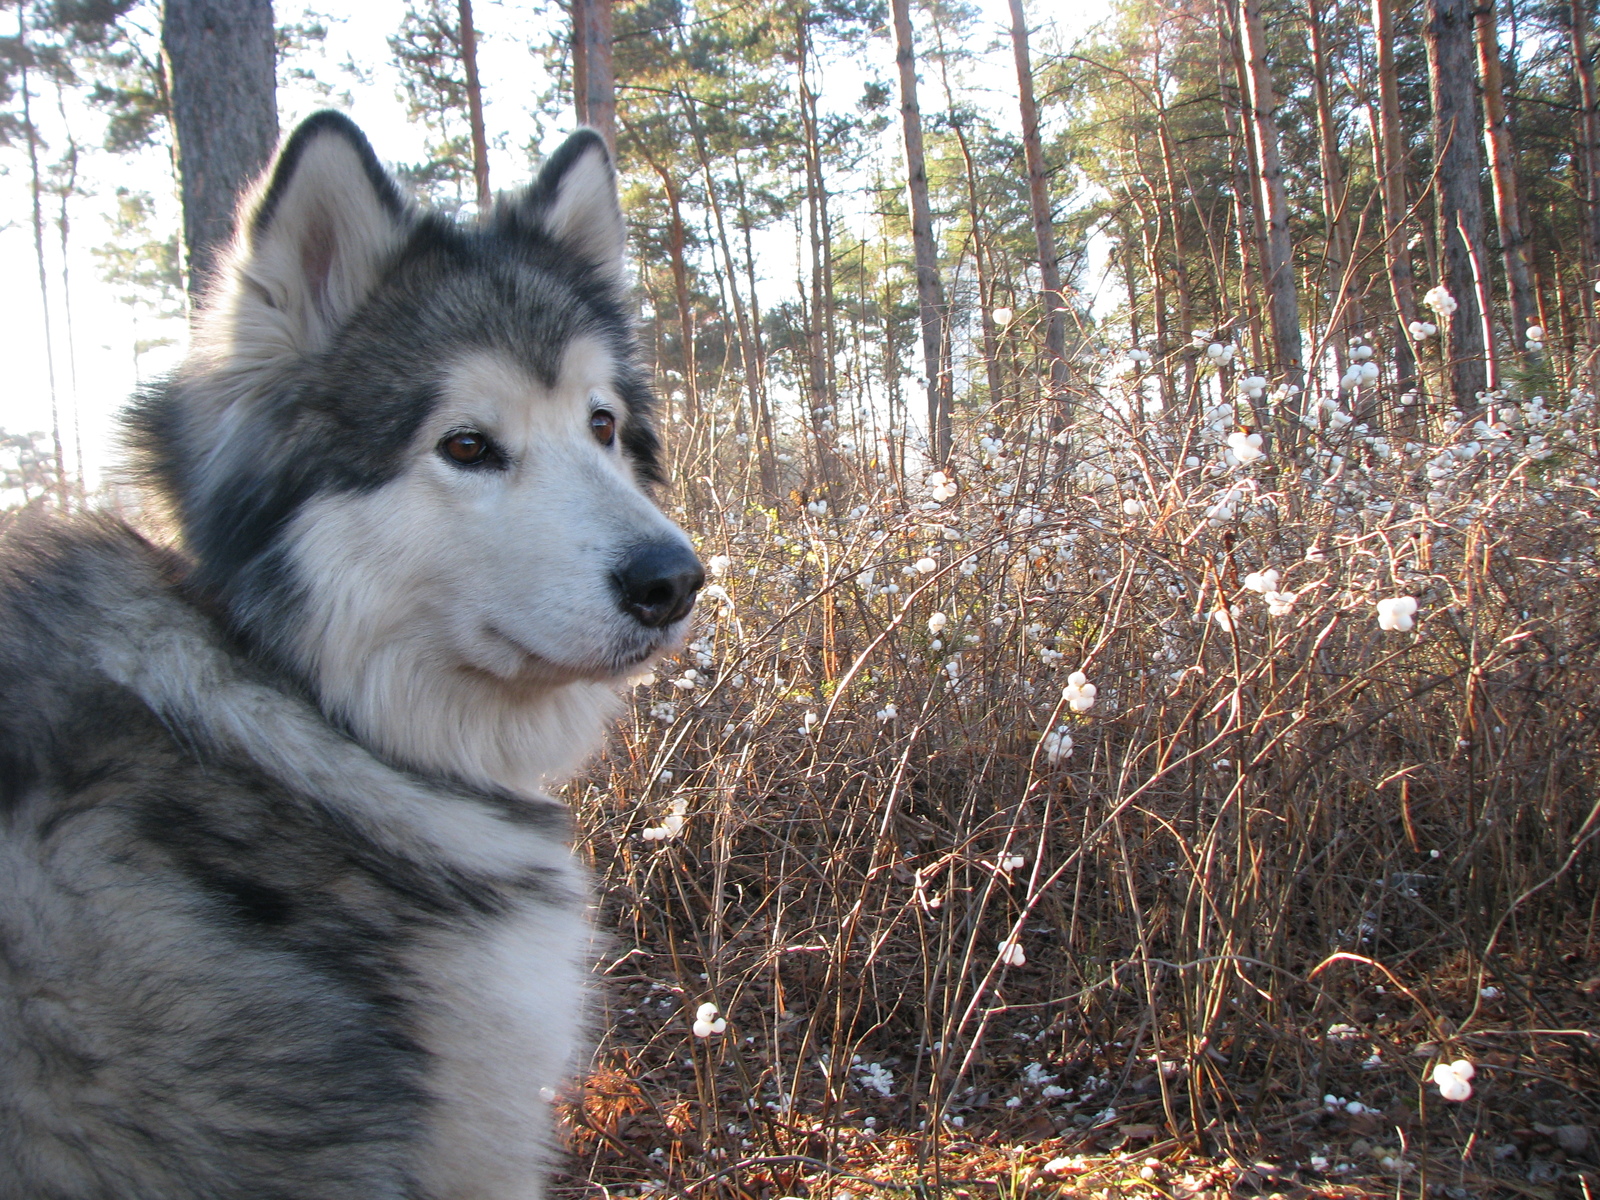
[0,112,701,1199]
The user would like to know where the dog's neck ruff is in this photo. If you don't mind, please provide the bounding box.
[322,655,622,798]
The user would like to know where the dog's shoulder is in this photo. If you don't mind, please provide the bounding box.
[0,508,192,651]
[0,512,200,800]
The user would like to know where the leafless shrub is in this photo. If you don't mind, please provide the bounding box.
[562,371,1600,1191]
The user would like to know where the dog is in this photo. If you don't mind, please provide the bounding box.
[0,111,702,1198]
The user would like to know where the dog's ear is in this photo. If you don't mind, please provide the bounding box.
[499,129,627,288]
[229,111,410,353]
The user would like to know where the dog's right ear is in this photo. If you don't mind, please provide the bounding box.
[228,111,410,354]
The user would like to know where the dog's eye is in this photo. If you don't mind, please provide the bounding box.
[590,410,617,447]
[441,431,494,466]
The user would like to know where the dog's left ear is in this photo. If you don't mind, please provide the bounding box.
[499,129,627,288]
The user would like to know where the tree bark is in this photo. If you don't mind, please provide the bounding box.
[625,121,697,425]
[1570,0,1600,350]
[685,97,768,489]
[1306,0,1356,373]
[458,0,490,212]
[1218,0,1265,364]
[1007,0,1069,431]
[731,151,777,495]
[892,0,951,465]
[1425,0,1491,400]
[162,0,278,307]
[573,0,613,154]
[795,20,828,473]
[18,7,65,506]
[1371,0,1420,400]
[1475,0,1537,360]
[571,0,587,124]
[1154,104,1196,403]
[1238,0,1305,393]
[928,13,1005,412]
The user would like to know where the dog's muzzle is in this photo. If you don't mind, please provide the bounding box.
[613,541,705,629]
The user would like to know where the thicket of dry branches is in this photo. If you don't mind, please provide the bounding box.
[562,361,1600,1196]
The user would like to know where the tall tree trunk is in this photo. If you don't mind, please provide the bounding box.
[1129,188,1171,411]
[625,121,697,425]
[1007,0,1069,431]
[1218,0,1266,365]
[162,0,277,307]
[929,12,1003,410]
[458,0,490,211]
[732,151,777,495]
[685,97,767,487]
[1306,0,1356,372]
[795,18,838,486]
[1426,0,1491,400]
[1570,0,1600,351]
[892,0,951,465]
[55,109,85,498]
[1153,101,1197,404]
[571,0,588,123]
[1475,0,1537,361]
[1371,0,1421,401]
[18,7,65,507]
[573,0,614,154]
[881,220,906,486]
[956,120,1005,409]
[1238,0,1305,395]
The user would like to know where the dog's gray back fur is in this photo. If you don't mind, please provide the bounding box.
[0,112,699,1199]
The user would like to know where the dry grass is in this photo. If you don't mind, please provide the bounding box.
[556,367,1600,1199]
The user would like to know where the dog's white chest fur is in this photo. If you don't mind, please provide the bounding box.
[409,883,590,1199]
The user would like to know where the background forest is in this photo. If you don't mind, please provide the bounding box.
[2,0,1599,1196]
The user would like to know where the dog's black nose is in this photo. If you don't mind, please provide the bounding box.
[614,542,705,629]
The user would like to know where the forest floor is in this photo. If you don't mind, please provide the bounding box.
[549,949,1600,1200]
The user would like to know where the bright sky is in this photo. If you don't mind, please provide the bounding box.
[0,0,1096,491]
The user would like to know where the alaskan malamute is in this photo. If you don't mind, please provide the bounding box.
[0,111,702,1198]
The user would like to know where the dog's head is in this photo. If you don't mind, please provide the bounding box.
[129,112,702,788]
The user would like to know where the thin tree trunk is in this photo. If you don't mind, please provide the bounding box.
[732,151,776,494]
[1238,0,1305,394]
[458,0,490,211]
[1218,0,1266,365]
[1007,0,1069,431]
[162,0,277,307]
[18,7,65,507]
[1476,0,1537,361]
[684,97,765,482]
[797,25,825,419]
[818,152,839,413]
[1571,0,1600,351]
[1130,190,1171,411]
[1372,0,1421,401]
[625,121,697,425]
[928,12,1004,411]
[1426,0,1491,400]
[574,0,614,154]
[53,82,84,498]
[1307,0,1355,373]
[571,0,588,123]
[795,19,836,486]
[882,222,906,487]
[956,121,1004,409]
[892,0,951,465]
[1153,105,1196,403]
